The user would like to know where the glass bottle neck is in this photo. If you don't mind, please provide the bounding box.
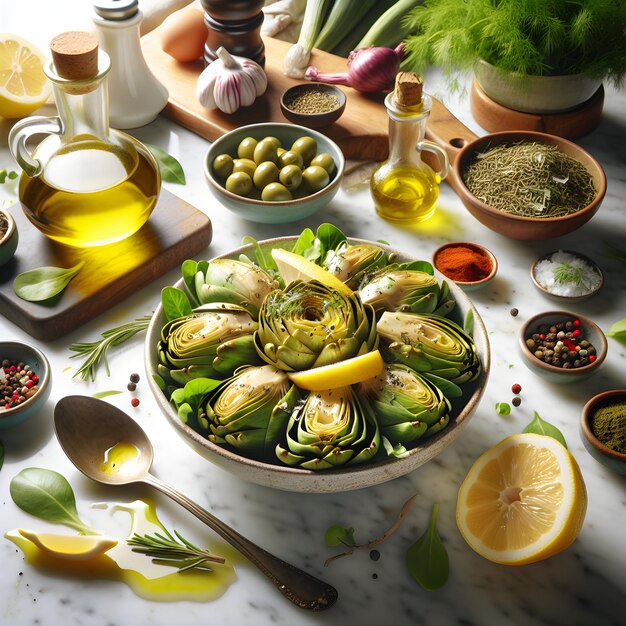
[384,91,431,166]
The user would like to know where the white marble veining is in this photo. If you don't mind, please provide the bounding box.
[1,2,626,625]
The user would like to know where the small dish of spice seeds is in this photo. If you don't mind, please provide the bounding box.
[280,83,346,128]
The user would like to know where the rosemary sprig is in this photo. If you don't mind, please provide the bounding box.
[553,261,585,287]
[127,528,225,572]
[69,314,152,381]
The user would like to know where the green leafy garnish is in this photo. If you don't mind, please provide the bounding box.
[91,390,123,399]
[69,314,152,381]
[523,411,567,448]
[464,308,474,337]
[145,144,186,184]
[13,262,84,302]
[606,318,626,347]
[553,261,586,286]
[9,468,97,534]
[161,286,192,322]
[495,402,511,416]
[324,526,356,548]
[406,503,449,591]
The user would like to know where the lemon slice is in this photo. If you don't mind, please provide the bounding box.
[288,350,384,391]
[271,248,353,297]
[0,34,51,119]
[18,529,117,561]
[456,433,587,566]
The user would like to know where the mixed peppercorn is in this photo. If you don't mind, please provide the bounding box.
[0,359,39,410]
[526,319,596,369]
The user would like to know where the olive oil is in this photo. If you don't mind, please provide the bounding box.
[19,134,159,248]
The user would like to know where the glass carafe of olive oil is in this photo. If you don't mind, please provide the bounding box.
[9,31,160,248]
[371,73,449,224]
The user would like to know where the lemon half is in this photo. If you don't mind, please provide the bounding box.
[456,433,587,566]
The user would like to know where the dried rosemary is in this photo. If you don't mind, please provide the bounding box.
[462,141,596,218]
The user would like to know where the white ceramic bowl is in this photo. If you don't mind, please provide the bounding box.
[145,238,490,492]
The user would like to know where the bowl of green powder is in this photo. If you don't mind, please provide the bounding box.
[581,390,626,475]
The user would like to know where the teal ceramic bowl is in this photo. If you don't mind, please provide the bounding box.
[518,310,607,383]
[0,341,51,429]
[204,122,344,224]
[432,242,497,292]
[580,390,626,475]
[0,210,19,267]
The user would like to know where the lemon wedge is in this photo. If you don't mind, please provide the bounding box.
[271,248,353,297]
[0,35,51,119]
[288,350,384,391]
[456,433,587,566]
[17,529,117,561]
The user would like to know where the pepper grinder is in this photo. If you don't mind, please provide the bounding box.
[92,0,169,128]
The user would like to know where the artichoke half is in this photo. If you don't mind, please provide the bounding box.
[322,242,388,289]
[377,312,480,385]
[255,280,378,372]
[158,304,261,385]
[276,386,380,470]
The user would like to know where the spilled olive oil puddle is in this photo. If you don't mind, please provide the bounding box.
[101,441,141,475]
[6,500,237,602]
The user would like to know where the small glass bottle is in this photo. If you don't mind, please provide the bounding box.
[370,73,449,223]
[9,31,160,248]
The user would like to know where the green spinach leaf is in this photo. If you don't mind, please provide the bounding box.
[161,286,192,322]
[145,144,186,184]
[606,318,626,347]
[406,503,449,591]
[523,411,567,448]
[13,262,84,302]
[10,468,97,534]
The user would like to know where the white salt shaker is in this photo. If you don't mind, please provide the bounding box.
[93,0,169,128]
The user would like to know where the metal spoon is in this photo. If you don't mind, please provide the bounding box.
[53,395,337,611]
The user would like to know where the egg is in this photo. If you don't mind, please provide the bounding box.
[160,7,208,63]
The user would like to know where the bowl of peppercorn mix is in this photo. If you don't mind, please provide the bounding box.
[518,311,607,383]
[581,390,626,475]
[0,341,51,428]
[280,83,346,128]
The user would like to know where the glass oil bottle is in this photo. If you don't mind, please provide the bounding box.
[9,31,160,248]
[370,72,449,224]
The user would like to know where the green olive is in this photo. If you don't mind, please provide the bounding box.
[225,171,253,196]
[253,138,278,164]
[237,137,257,160]
[291,136,317,164]
[253,161,280,189]
[232,158,257,179]
[302,165,330,193]
[277,147,286,157]
[212,154,234,179]
[264,136,282,150]
[262,182,292,202]
[279,164,302,191]
[309,153,335,175]
[277,150,304,169]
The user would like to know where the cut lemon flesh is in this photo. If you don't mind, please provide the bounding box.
[456,433,587,565]
[271,248,353,297]
[0,34,51,118]
[18,529,117,561]
[288,350,384,391]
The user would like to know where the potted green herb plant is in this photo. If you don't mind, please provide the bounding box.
[402,0,626,113]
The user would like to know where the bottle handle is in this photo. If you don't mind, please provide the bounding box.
[8,116,64,177]
[417,140,450,181]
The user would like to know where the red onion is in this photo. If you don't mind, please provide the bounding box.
[305,44,404,93]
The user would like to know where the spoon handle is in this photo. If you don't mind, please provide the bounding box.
[143,473,337,611]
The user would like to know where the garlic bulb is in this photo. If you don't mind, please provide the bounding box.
[196,47,267,114]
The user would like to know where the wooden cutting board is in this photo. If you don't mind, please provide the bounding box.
[141,30,390,161]
[0,189,211,341]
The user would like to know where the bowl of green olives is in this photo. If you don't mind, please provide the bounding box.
[204,122,345,223]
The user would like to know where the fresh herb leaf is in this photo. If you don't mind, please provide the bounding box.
[523,411,567,448]
[403,260,434,275]
[9,468,97,534]
[315,223,347,257]
[69,314,152,381]
[0,440,4,472]
[406,503,449,592]
[145,144,186,184]
[241,235,281,283]
[161,286,192,322]
[553,261,585,286]
[128,528,225,572]
[181,260,200,306]
[495,402,511,416]
[324,526,356,547]
[291,228,319,260]
[606,318,626,347]
[91,390,123,399]
[13,262,84,302]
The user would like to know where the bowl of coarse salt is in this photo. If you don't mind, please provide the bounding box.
[531,250,603,303]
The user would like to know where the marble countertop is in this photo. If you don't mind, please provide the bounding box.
[1,3,626,625]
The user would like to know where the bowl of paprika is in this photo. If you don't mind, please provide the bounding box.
[433,242,497,292]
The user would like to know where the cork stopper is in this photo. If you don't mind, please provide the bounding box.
[50,32,99,80]
[394,72,423,109]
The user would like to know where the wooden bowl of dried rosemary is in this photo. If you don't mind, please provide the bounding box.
[425,101,607,240]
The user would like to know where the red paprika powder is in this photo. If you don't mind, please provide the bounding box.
[434,243,493,282]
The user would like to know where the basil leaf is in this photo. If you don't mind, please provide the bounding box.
[241,235,281,282]
[325,525,356,547]
[0,440,4,472]
[13,261,84,302]
[10,467,96,534]
[402,260,435,275]
[91,390,123,399]
[606,318,626,347]
[145,144,186,184]
[523,411,568,448]
[181,260,200,305]
[406,503,449,591]
[316,223,347,258]
[161,286,192,322]
[291,227,317,259]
